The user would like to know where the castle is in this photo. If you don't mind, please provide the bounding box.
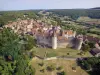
[36,26,83,50]
[4,19,83,50]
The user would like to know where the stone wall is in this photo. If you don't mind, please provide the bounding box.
[57,43,69,48]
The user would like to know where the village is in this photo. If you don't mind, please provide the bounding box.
[3,14,100,57]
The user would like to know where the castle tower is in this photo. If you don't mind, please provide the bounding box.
[52,27,57,49]
[66,32,68,39]
[73,31,76,37]
[75,35,83,50]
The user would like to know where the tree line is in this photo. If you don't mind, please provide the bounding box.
[78,57,100,75]
[47,9,100,19]
[0,10,37,27]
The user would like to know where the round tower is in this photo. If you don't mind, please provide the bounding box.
[52,27,57,49]
[75,35,83,50]
[73,31,76,37]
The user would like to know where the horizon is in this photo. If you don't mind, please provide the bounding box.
[0,7,100,12]
[0,0,100,11]
[0,8,93,12]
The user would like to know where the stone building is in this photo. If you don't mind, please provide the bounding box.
[90,48,100,57]
[36,26,83,50]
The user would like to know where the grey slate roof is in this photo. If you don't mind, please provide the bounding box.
[90,48,100,56]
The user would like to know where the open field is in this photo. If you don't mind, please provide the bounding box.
[77,16,100,24]
[90,28,100,32]
[32,48,92,58]
[87,33,100,39]
[30,58,89,75]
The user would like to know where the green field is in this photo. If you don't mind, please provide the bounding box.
[32,48,92,58]
[90,28,100,32]
[77,16,100,24]
[87,33,100,38]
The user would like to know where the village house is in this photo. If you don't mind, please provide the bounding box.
[90,43,100,57]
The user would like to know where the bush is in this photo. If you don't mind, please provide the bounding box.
[40,69,45,73]
[38,62,44,67]
[46,65,55,72]
[56,66,63,70]
[57,71,66,75]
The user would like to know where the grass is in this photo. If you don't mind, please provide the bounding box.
[87,33,100,39]
[30,58,89,75]
[90,28,100,32]
[77,16,100,23]
[32,48,92,58]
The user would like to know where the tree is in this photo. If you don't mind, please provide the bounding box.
[0,20,4,27]
[0,28,35,75]
[46,65,55,72]
[30,51,35,58]
[57,71,66,75]
[77,28,87,35]
[79,57,100,75]
[82,44,90,52]
[51,20,57,26]
[15,56,35,75]
[46,65,55,75]
[88,42,95,48]
[23,35,36,50]
[0,58,17,75]
[0,28,21,59]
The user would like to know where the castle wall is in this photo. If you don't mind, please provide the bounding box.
[57,43,69,48]
[37,36,52,47]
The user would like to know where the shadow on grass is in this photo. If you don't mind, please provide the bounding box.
[76,58,100,75]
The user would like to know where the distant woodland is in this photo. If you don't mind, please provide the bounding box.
[0,10,38,27]
[47,9,100,19]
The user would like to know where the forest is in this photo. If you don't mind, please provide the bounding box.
[78,57,100,75]
[47,9,100,19]
[0,28,36,75]
[0,10,38,27]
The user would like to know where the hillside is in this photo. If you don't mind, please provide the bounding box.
[91,7,100,9]
[47,9,100,19]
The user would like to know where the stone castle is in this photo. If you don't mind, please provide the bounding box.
[36,26,83,50]
[4,19,83,50]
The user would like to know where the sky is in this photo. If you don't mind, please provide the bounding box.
[0,0,100,11]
